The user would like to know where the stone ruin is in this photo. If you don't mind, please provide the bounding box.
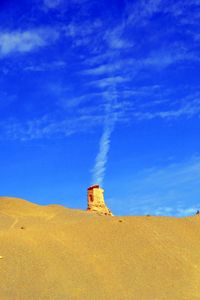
[87,184,113,216]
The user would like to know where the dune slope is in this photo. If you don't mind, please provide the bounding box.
[0,197,200,300]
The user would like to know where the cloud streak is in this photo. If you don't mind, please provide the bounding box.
[91,88,118,186]
[0,28,59,56]
[126,156,200,216]
[91,118,115,186]
[43,0,63,9]
[1,86,200,141]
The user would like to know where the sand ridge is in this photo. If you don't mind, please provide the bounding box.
[0,197,200,299]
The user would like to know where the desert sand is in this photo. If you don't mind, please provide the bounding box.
[0,197,200,299]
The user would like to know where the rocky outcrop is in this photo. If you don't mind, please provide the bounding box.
[87,185,113,216]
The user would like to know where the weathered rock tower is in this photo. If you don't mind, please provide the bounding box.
[87,184,113,216]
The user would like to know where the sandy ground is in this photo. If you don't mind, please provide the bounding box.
[0,197,200,300]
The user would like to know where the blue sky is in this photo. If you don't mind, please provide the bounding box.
[0,0,200,216]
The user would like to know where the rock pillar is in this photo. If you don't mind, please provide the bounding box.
[87,184,113,216]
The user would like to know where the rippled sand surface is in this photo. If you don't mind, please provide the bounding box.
[0,197,199,300]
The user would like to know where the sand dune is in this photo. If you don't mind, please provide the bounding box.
[0,197,200,299]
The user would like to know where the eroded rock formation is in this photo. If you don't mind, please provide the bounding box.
[87,184,113,216]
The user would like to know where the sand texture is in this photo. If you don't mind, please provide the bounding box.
[0,197,200,300]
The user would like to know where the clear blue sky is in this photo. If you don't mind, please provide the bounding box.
[0,0,200,216]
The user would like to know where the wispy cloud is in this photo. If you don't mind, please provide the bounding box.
[0,0,199,145]
[147,206,199,217]
[126,156,200,216]
[126,0,200,28]
[90,77,120,186]
[0,28,59,56]
[1,84,200,141]
[126,0,162,26]
[24,60,66,72]
[91,120,115,186]
[130,90,200,121]
[0,112,105,141]
[89,76,130,88]
[43,0,63,9]
[82,46,199,86]
[104,24,133,50]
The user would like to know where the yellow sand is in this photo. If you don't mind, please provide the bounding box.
[0,196,200,300]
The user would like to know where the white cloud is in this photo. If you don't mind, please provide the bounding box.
[90,73,121,186]
[0,112,105,141]
[43,0,89,9]
[24,60,66,72]
[126,0,200,28]
[43,0,63,9]
[144,158,200,187]
[104,25,133,50]
[83,64,113,75]
[130,92,200,121]
[146,206,199,217]
[0,28,59,56]
[176,207,198,216]
[125,156,200,216]
[126,0,162,26]
[91,121,115,186]
[142,49,200,68]
[89,76,130,88]
[1,85,200,141]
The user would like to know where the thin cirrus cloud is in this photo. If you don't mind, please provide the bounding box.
[89,76,130,88]
[43,0,62,8]
[91,81,120,186]
[119,156,200,216]
[43,0,90,10]
[126,0,200,27]
[0,113,104,141]
[0,28,60,56]
[1,88,199,141]
[0,0,199,190]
